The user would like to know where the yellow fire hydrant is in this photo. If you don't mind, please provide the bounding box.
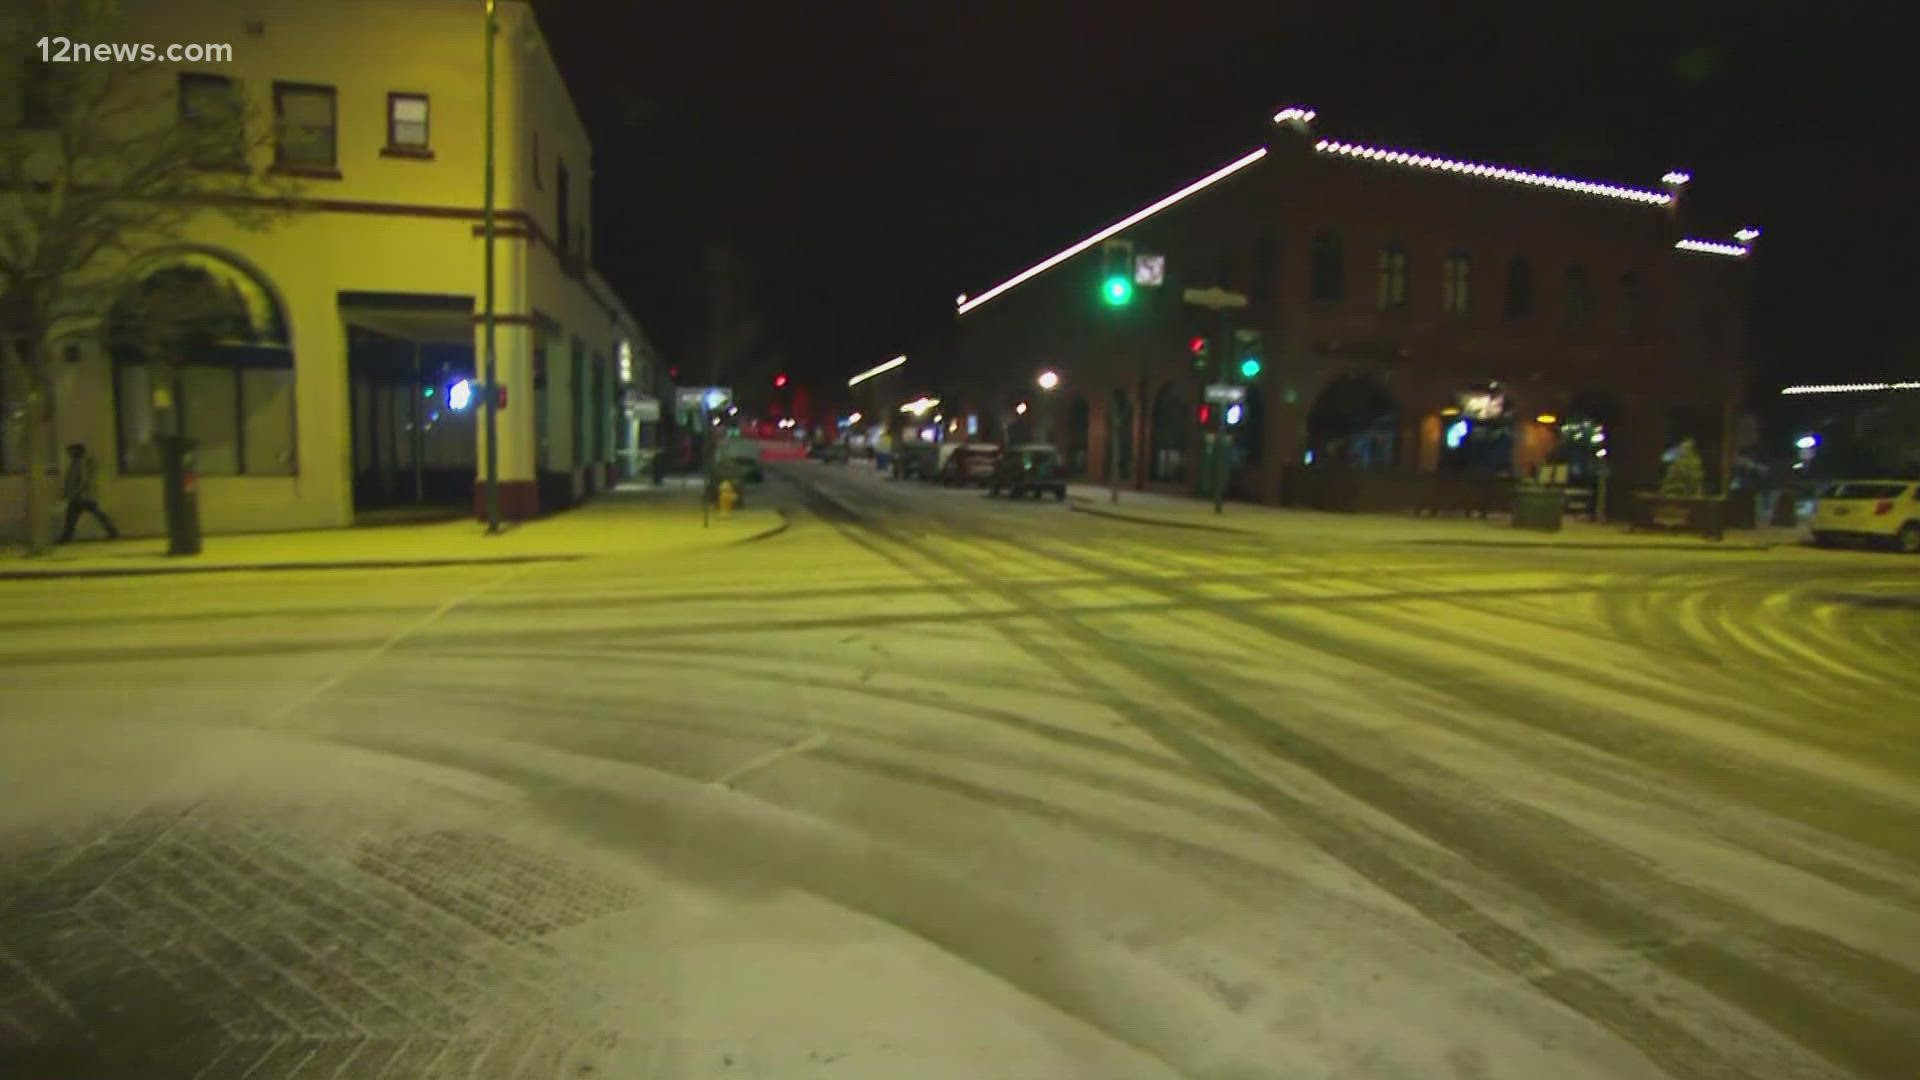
[716,479,739,517]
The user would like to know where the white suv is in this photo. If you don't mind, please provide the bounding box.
[1810,480,1920,553]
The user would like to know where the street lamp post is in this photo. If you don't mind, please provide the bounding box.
[480,0,500,533]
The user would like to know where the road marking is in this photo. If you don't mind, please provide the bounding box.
[258,564,533,727]
[712,730,830,788]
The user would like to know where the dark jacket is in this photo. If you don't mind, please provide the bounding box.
[63,454,98,501]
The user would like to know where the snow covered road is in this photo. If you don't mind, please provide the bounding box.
[3,463,1916,1078]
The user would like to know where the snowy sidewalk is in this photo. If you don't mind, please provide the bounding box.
[1065,484,1807,551]
[0,481,784,579]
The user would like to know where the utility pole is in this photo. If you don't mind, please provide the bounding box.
[480,0,501,533]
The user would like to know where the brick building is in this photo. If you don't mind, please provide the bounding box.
[935,108,1754,516]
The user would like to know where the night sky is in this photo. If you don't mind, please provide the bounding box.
[535,1,1916,399]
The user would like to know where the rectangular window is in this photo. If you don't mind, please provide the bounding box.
[1506,256,1533,318]
[1441,251,1471,315]
[114,359,296,475]
[241,367,297,474]
[1376,244,1408,311]
[533,324,551,469]
[569,339,585,466]
[1565,265,1592,330]
[180,365,240,474]
[273,82,336,170]
[1310,230,1344,303]
[1619,272,1642,337]
[556,158,572,256]
[386,92,429,153]
[592,355,608,461]
[179,73,243,166]
[1251,226,1278,303]
[113,365,160,474]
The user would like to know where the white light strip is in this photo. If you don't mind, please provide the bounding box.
[1662,170,1692,185]
[1272,106,1317,124]
[847,354,906,387]
[1780,382,1920,395]
[1734,226,1761,242]
[1674,238,1749,257]
[955,146,1269,316]
[1314,139,1674,206]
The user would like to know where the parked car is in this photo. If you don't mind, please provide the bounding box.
[807,441,849,463]
[716,436,764,483]
[988,444,1067,500]
[894,443,940,480]
[1809,479,1920,552]
[940,443,1001,486]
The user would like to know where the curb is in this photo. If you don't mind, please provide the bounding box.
[730,510,791,544]
[0,553,587,581]
[1068,500,1251,535]
[1068,498,1783,551]
[1398,539,1774,553]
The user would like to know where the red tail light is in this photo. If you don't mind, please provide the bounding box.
[1875,500,1895,515]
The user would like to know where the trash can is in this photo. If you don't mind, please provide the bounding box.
[1511,484,1564,532]
[157,434,202,555]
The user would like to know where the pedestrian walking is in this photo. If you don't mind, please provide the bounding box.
[58,442,119,542]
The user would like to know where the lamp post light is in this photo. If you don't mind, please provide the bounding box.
[1036,369,1060,392]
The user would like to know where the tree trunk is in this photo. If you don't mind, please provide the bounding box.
[4,335,54,556]
[23,376,52,555]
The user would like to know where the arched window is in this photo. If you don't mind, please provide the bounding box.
[107,250,295,477]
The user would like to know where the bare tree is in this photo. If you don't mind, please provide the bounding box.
[1,0,290,553]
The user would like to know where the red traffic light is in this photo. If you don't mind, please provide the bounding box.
[1197,404,1211,425]
[774,373,788,388]
[1189,335,1207,355]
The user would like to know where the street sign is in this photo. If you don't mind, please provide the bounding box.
[675,386,732,412]
[1182,287,1248,310]
[628,394,661,421]
[1204,383,1246,404]
[1133,253,1166,286]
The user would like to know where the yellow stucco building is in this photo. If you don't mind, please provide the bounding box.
[0,0,659,540]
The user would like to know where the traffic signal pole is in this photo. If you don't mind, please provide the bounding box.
[1214,308,1231,515]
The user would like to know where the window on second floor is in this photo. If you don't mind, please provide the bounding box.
[178,73,243,166]
[1505,256,1533,319]
[273,82,336,171]
[1564,265,1592,331]
[556,158,571,256]
[1441,250,1471,316]
[1251,226,1278,302]
[1376,243,1408,311]
[1310,230,1344,303]
[1619,272,1643,337]
[386,92,429,155]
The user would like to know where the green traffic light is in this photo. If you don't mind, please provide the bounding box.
[1240,357,1262,378]
[1102,275,1134,306]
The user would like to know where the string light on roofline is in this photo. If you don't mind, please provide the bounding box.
[1674,238,1748,257]
[1313,139,1674,205]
